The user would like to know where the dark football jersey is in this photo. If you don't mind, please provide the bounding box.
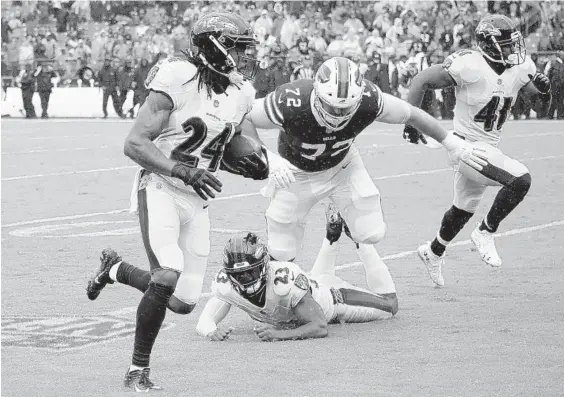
[263,79,384,172]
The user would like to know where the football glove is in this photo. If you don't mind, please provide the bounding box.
[402,125,428,145]
[267,151,296,189]
[441,132,489,172]
[220,146,269,181]
[528,73,551,94]
[171,163,223,201]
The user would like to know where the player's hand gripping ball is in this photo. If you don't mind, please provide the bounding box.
[221,134,269,180]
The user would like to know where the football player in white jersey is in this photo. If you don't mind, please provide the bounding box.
[196,207,399,342]
[85,12,268,391]
[403,15,552,286]
[240,56,488,293]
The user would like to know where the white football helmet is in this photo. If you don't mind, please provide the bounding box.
[313,57,364,130]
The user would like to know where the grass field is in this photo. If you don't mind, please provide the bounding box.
[1,118,563,397]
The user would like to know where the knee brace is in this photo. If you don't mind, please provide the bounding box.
[167,294,196,315]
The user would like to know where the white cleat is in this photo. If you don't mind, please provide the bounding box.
[417,242,445,287]
[471,226,502,267]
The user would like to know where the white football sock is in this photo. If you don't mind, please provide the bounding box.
[356,244,396,294]
[108,261,122,282]
[310,238,338,277]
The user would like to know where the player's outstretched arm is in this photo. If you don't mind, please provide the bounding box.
[254,292,328,342]
[124,90,177,176]
[196,296,233,341]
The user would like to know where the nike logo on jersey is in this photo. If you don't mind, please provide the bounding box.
[342,162,351,169]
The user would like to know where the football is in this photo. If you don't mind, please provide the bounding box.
[222,134,263,167]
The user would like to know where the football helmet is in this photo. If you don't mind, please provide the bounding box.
[191,12,259,81]
[476,14,526,66]
[313,57,364,131]
[222,232,269,296]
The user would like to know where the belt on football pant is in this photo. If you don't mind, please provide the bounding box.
[453,132,466,140]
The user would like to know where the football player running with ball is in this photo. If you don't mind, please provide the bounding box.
[86,12,268,392]
[403,15,552,287]
[242,56,487,288]
[196,206,398,342]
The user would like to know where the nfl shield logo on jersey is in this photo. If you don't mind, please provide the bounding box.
[214,100,220,108]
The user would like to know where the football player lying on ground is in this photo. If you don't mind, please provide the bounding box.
[402,14,552,286]
[196,204,398,342]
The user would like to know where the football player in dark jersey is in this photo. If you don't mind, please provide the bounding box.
[242,56,488,286]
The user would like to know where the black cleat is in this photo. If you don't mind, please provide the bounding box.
[325,203,343,244]
[86,248,121,301]
[124,368,163,392]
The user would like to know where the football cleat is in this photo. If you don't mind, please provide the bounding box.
[325,204,343,244]
[341,215,360,249]
[86,248,121,301]
[124,368,162,393]
[417,242,445,287]
[471,226,502,267]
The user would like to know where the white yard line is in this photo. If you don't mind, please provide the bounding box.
[3,153,563,228]
[1,165,137,181]
[1,146,111,155]
[107,218,564,317]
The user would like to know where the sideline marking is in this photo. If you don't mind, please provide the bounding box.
[3,154,563,228]
[108,219,564,316]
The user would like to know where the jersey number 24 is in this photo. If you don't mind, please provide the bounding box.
[170,117,235,172]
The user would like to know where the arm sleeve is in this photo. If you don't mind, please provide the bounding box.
[195,296,232,336]
[375,93,411,124]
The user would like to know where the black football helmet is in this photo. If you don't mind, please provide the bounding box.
[191,12,259,80]
[222,232,269,297]
[476,14,525,66]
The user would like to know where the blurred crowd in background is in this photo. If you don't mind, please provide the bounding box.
[2,1,563,119]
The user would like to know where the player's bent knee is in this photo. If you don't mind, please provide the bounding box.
[167,294,196,315]
[151,268,180,289]
[358,223,387,245]
[511,172,531,195]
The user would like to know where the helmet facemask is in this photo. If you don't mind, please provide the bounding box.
[224,253,269,297]
[313,94,361,130]
[199,34,259,82]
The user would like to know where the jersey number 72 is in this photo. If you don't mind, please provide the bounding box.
[170,117,235,172]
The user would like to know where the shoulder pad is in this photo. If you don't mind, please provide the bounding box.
[211,269,232,296]
[145,58,197,102]
[271,261,310,297]
[443,49,481,86]
[362,80,384,117]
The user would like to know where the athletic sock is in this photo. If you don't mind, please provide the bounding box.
[480,174,531,233]
[115,262,151,293]
[356,244,396,294]
[131,282,173,368]
[430,205,474,256]
[310,238,338,277]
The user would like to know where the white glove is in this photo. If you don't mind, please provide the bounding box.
[267,151,296,189]
[441,132,489,171]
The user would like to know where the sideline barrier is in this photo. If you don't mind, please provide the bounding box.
[1,87,134,118]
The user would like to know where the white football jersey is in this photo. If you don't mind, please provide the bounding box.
[144,57,256,193]
[211,261,335,326]
[443,49,536,145]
